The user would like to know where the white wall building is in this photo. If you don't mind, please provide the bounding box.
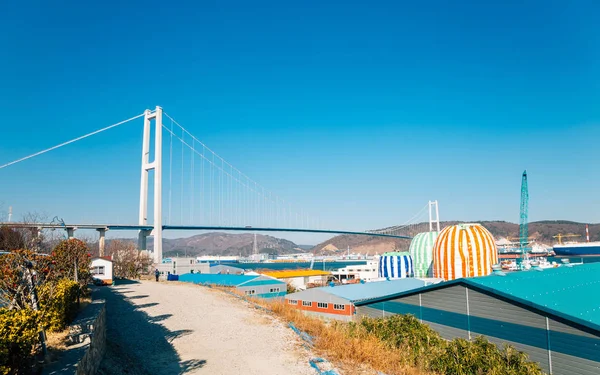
[331,259,380,283]
[196,255,240,262]
[91,257,113,285]
[157,257,211,276]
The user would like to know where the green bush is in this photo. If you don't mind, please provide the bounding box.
[0,309,40,375]
[430,336,544,375]
[38,279,79,332]
[358,314,545,375]
[360,314,444,367]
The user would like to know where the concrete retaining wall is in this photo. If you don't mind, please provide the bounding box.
[44,299,106,375]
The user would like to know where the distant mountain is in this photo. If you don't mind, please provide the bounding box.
[312,234,410,255]
[311,221,600,255]
[146,232,302,257]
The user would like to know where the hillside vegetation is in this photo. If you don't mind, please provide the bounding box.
[146,232,301,258]
[313,220,599,254]
[101,221,600,257]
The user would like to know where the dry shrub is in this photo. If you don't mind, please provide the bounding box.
[252,298,425,375]
[228,290,543,375]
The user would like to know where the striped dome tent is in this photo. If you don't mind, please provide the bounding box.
[378,252,414,279]
[433,223,498,280]
[409,231,439,277]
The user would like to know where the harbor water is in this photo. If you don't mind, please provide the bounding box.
[219,261,367,272]
[222,256,600,272]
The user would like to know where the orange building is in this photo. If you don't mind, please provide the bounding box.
[284,278,440,321]
[261,269,330,290]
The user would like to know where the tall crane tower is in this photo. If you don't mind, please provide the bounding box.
[519,170,529,252]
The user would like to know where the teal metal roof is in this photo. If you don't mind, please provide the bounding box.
[179,273,259,286]
[315,278,431,303]
[466,264,600,330]
[238,278,286,287]
[356,263,600,333]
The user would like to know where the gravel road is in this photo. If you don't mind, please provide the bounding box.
[96,280,315,375]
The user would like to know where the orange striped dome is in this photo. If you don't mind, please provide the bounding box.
[432,223,498,280]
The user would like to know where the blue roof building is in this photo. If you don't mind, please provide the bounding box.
[179,273,286,299]
[284,278,442,321]
[355,263,600,375]
[209,264,246,275]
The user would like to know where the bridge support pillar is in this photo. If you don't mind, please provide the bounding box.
[66,227,76,239]
[137,229,151,255]
[138,106,163,264]
[97,228,107,257]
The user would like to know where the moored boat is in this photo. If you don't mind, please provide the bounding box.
[553,241,600,256]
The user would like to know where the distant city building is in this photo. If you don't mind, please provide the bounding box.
[157,257,210,277]
[275,253,314,261]
[196,255,240,263]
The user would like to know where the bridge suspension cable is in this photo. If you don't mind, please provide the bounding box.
[162,112,323,230]
[0,113,145,170]
[366,202,430,237]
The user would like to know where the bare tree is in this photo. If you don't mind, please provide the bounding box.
[106,240,153,279]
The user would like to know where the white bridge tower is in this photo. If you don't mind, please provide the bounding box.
[428,200,440,232]
[138,106,163,264]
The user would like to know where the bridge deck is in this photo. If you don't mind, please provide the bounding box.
[0,223,411,239]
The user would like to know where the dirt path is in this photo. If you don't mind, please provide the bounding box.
[96,280,314,375]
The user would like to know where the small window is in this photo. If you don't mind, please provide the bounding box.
[302,301,312,307]
[269,287,280,293]
[92,266,105,275]
[333,304,345,311]
[288,299,298,305]
[317,302,328,309]
[245,290,256,295]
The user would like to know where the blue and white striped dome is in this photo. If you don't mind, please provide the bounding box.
[378,252,414,279]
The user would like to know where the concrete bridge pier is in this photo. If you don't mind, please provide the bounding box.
[66,227,77,239]
[137,229,152,257]
[97,228,107,257]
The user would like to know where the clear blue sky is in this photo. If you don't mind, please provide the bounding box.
[1,1,599,244]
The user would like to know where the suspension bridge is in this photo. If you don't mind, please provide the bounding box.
[0,106,440,262]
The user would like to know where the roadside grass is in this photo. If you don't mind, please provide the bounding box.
[168,281,545,375]
[264,299,426,375]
